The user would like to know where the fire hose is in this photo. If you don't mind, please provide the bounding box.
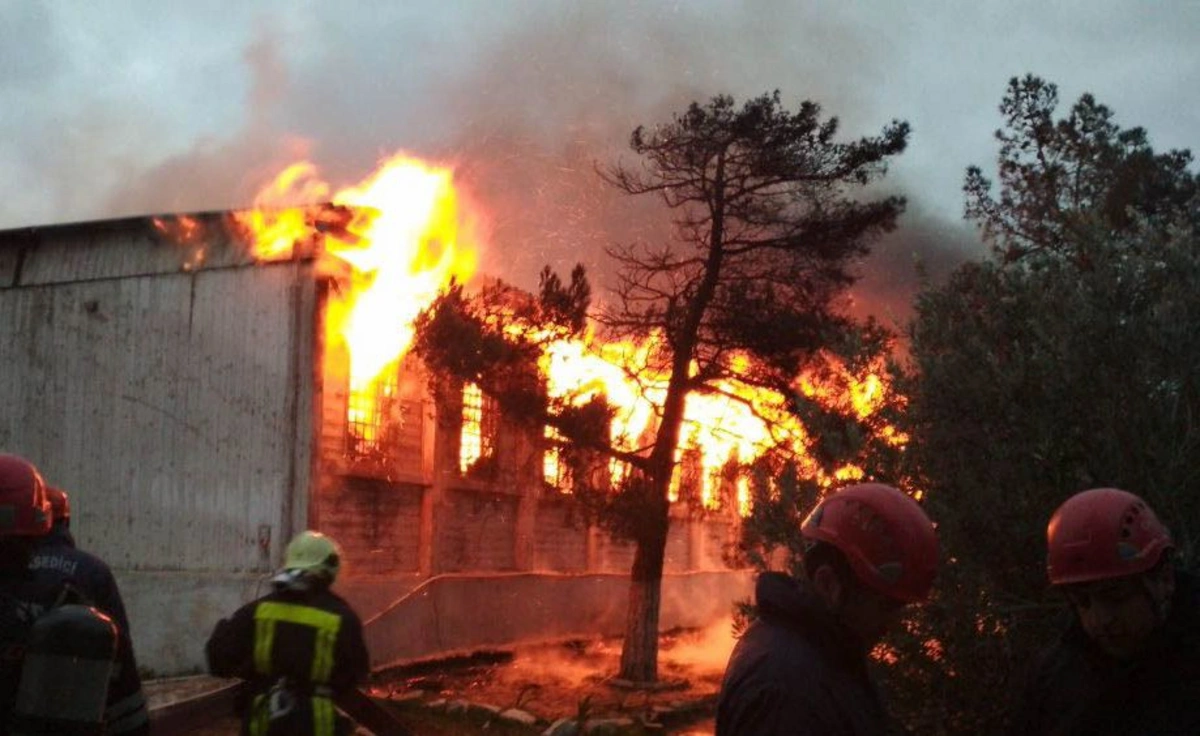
[149,681,416,736]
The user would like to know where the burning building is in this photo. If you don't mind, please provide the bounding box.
[0,155,756,675]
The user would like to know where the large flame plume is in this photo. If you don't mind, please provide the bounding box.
[232,154,479,449]
[158,152,900,513]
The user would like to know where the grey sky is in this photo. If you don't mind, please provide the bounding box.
[2,1,1197,318]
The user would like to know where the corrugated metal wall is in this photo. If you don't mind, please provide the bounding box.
[0,220,315,574]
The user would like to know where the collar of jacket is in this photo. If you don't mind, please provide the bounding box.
[753,571,870,671]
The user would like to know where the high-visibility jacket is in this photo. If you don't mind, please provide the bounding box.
[206,587,370,736]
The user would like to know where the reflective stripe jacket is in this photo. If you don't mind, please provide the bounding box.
[27,537,148,736]
[205,587,370,736]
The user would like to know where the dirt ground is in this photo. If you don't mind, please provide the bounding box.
[147,623,733,735]
[368,623,733,731]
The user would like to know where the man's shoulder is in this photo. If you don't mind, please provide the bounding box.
[727,617,832,687]
[27,545,114,585]
[260,589,362,622]
[320,590,364,623]
[29,544,113,573]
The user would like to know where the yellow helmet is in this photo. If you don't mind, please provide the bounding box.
[281,530,342,583]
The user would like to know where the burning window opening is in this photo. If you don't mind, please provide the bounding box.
[346,365,402,463]
[543,425,572,492]
[460,382,499,478]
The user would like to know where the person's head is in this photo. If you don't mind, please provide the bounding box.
[1047,488,1175,659]
[800,483,939,646]
[272,530,342,592]
[0,453,53,569]
[46,486,70,530]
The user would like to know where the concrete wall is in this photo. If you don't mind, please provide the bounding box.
[118,571,269,676]
[359,570,755,670]
[0,215,319,676]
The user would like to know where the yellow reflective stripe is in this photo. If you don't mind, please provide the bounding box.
[313,695,336,736]
[312,625,337,682]
[249,694,269,736]
[252,601,343,684]
[254,616,275,675]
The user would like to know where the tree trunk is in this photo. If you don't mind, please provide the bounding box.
[618,497,669,683]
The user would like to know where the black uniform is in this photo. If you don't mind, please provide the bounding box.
[27,536,149,735]
[1010,571,1200,736]
[206,586,370,736]
[716,571,893,736]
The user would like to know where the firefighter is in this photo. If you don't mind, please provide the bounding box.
[26,481,149,735]
[0,453,58,732]
[1010,488,1200,736]
[1,453,131,734]
[716,482,939,736]
[206,530,370,736]
[44,485,76,547]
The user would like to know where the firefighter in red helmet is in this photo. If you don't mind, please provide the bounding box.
[1,453,142,735]
[716,482,939,736]
[0,453,56,732]
[26,480,149,735]
[1011,488,1200,736]
[43,486,74,547]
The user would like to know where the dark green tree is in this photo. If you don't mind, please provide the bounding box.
[964,74,1199,265]
[417,91,910,682]
[899,75,1200,734]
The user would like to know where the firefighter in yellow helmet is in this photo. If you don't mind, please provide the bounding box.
[206,531,369,736]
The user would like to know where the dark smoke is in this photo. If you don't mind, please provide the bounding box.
[15,3,981,322]
[103,29,311,219]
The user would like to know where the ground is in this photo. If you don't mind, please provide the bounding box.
[369,623,732,732]
[149,623,732,735]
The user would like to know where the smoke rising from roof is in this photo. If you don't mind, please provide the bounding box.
[5,3,984,320]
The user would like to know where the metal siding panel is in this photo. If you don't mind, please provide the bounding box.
[0,263,305,573]
[16,218,252,286]
[0,243,20,287]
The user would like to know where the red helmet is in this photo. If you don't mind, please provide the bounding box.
[46,486,70,523]
[1047,488,1173,586]
[801,483,939,603]
[0,453,52,536]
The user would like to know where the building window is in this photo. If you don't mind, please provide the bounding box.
[543,425,572,492]
[460,383,498,477]
[347,370,401,464]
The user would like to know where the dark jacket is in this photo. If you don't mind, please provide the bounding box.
[1010,571,1200,736]
[206,585,370,736]
[27,539,149,736]
[716,572,892,736]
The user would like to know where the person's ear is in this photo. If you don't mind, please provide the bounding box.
[811,563,844,610]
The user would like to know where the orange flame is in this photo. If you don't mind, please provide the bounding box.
[229,152,899,507]
[234,153,479,450]
[540,331,901,512]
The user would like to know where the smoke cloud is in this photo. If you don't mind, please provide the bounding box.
[2,2,987,320]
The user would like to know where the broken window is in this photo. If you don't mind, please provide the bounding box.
[346,366,405,468]
[459,382,498,478]
[543,425,572,492]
